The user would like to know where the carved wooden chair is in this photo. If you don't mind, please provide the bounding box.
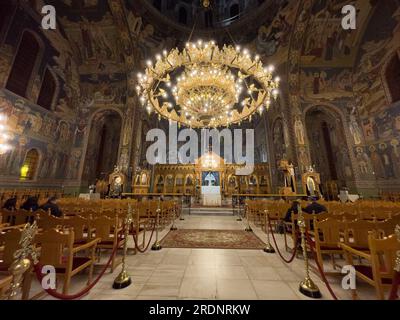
[91,216,124,272]
[14,210,37,226]
[62,216,92,245]
[312,217,346,274]
[1,209,35,226]
[283,212,330,252]
[35,229,100,295]
[345,219,378,251]
[132,202,153,251]
[340,232,400,300]
[0,209,12,225]
[0,223,10,230]
[334,212,358,222]
[36,214,64,231]
[159,201,172,227]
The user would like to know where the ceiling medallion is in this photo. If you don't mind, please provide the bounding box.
[137,40,280,128]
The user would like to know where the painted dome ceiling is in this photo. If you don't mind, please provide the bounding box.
[137,0,271,29]
[125,0,285,43]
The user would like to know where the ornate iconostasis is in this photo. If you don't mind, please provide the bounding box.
[132,152,271,197]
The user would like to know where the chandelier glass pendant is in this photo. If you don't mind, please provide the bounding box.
[136,40,280,128]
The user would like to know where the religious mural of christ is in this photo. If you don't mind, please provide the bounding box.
[202,172,220,187]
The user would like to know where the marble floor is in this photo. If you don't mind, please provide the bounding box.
[34,212,379,300]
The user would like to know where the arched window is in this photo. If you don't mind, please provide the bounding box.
[6,31,40,98]
[178,7,187,25]
[385,52,400,103]
[230,3,240,19]
[37,68,56,110]
[20,149,40,180]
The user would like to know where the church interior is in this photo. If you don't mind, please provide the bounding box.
[0,0,400,302]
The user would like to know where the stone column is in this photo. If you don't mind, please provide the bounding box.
[118,97,136,176]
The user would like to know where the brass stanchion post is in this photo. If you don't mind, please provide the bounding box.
[170,202,177,231]
[7,222,39,300]
[236,196,242,221]
[180,195,185,221]
[395,225,400,272]
[298,209,321,298]
[113,205,133,289]
[151,205,162,251]
[263,210,275,253]
[245,203,253,232]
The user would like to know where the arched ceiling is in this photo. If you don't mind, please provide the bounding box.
[125,0,285,44]
[45,0,400,122]
[129,0,274,30]
[48,0,387,72]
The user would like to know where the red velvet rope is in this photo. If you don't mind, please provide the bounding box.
[305,231,400,301]
[389,271,400,300]
[305,230,338,300]
[267,216,298,264]
[32,229,124,300]
[131,221,156,253]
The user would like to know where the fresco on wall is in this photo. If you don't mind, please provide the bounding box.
[301,0,371,67]
[354,101,400,180]
[299,67,353,100]
[0,5,80,112]
[252,0,299,65]
[80,73,127,105]
[48,0,124,76]
[353,3,400,118]
[0,91,76,180]
[272,118,286,163]
[254,121,267,163]
[64,18,120,64]
[305,108,354,185]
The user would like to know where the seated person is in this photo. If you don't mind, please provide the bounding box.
[20,196,39,212]
[40,196,63,217]
[303,196,327,214]
[284,200,301,222]
[2,197,17,211]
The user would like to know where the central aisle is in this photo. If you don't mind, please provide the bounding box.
[80,214,352,300]
[38,214,375,300]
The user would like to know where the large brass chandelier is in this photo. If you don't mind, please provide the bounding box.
[136,40,280,128]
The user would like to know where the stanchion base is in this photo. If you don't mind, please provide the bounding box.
[151,242,162,251]
[299,278,322,299]
[170,226,178,231]
[113,271,132,290]
[263,244,275,254]
[245,227,253,232]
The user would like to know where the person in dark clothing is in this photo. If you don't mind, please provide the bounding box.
[303,197,327,214]
[20,196,39,212]
[40,196,63,217]
[2,197,17,211]
[284,200,301,222]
